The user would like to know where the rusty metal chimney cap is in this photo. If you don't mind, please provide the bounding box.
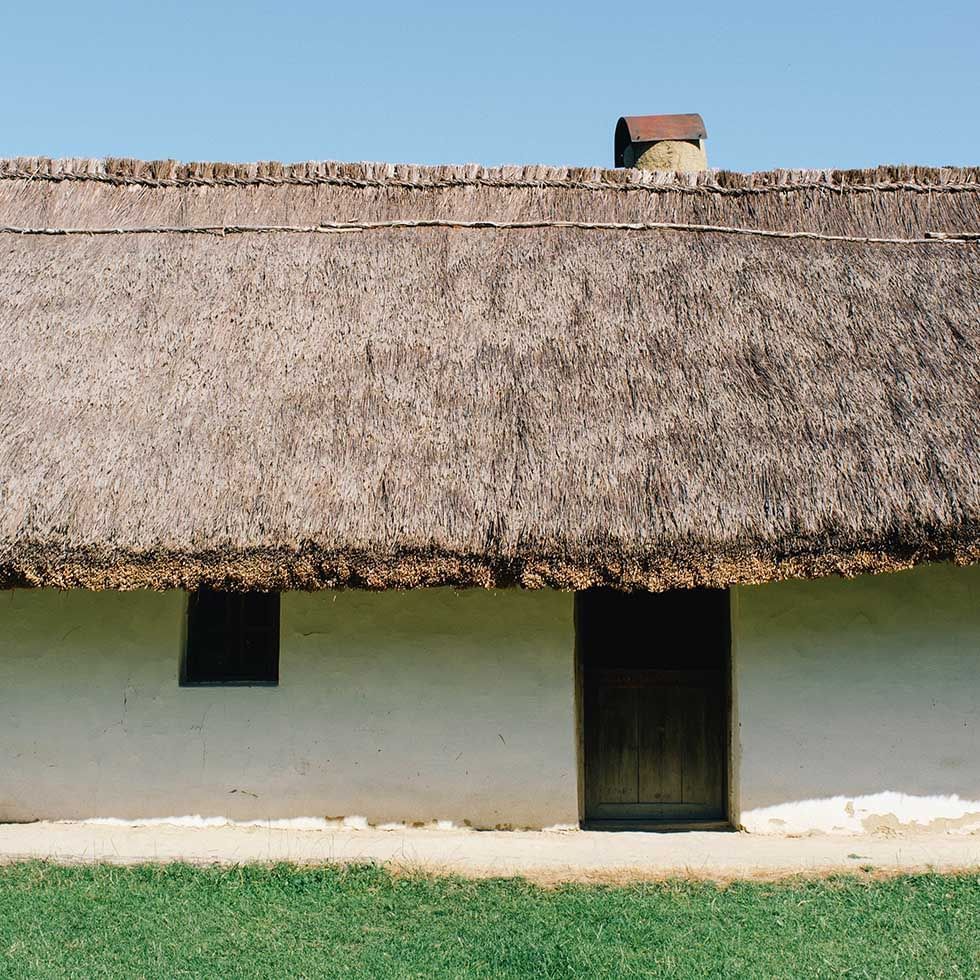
[615,114,707,167]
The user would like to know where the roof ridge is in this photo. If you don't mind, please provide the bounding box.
[1,159,978,195]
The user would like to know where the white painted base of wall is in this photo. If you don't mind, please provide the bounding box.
[741,791,980,836]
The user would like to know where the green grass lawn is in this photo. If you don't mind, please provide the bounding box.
[0,863,977,979]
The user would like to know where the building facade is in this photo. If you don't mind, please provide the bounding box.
[0,150,977,834]
[2,563,977,833]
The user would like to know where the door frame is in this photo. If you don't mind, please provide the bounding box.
[574,589,734,830]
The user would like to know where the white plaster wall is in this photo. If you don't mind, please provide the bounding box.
[733,563,980,834]
[0,588,578,828]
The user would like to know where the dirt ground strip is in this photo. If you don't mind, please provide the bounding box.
[1,821,979,883]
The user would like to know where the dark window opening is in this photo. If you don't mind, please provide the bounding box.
[182,588,280,686]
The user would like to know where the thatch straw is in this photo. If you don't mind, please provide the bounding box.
[0,159,977,591]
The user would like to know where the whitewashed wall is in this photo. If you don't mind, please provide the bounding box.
[0,588,578,828]
[732,563,980,834]
[5,563,979,835]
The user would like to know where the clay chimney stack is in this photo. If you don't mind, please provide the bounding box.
[614,113,708,172]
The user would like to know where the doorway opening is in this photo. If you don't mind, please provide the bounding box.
[577,588,730,829]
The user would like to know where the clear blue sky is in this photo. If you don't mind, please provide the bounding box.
[4,0,977,172]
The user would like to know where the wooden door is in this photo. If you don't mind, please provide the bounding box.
[580,589,728,823]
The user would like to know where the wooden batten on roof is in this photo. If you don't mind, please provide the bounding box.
[0,158,978,592]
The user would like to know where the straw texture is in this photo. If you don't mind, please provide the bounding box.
[0,159,978,591]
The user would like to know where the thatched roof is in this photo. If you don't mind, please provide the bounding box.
[0,158,978,591]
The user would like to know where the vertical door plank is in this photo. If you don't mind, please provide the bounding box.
[593,683,638,804]
[702,687,725,810]
[680,686,713,805]
[638,686,683,802]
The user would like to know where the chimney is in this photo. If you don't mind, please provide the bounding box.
[614,113,708,172]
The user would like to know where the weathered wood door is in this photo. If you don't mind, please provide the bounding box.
[580,589,728,823]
